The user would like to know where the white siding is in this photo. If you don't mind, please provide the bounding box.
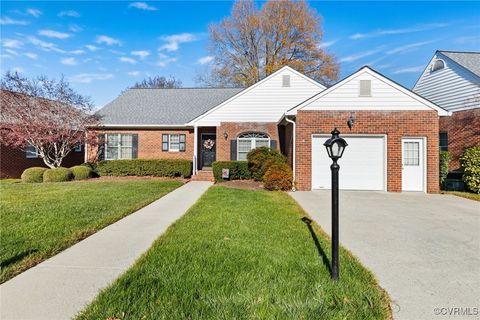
[192,67,324,126]
[301,69,440,111]
[413,53,480,112]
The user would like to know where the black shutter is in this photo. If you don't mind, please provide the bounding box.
[97,134,105,161]
[179,134,186,152]
[270,140,277,150]
[132,134,138,159]
[162,134,169,151]
[230,140,237,160]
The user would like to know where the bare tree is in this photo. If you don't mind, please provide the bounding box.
[0,71,99,168]
[131,75,182,89]
[199,0,339,87]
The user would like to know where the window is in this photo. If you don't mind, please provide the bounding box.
[403,142,420,166]
[74,144,82,152]
[105,134,133,160]
[26,145,38,158]
[282,75,291,87]
[162,134,186,152]
[359,80,371,97]
[431,59,445,72]
[237,132,270,160]
[439,132,448,151]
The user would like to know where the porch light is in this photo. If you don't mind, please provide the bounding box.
[223,132,228,140]
[323,128,347,281]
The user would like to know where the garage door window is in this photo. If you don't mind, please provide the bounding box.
[237,132,270,160]
[403,142,419,166]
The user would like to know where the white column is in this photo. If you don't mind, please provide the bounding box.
[193,125,198,174]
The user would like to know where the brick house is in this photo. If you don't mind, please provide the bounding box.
[413,50,480,171]
[89,66,448,192]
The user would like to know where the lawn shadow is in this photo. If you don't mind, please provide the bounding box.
[1,249,38,268]
[301,217,332,275]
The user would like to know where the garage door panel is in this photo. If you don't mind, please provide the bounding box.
[312,136,385,190]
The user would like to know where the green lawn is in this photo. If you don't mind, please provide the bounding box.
[443,191,480,201]
[0,179,183,283]
[77,187,391,320]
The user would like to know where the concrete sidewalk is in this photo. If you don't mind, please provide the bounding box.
[0,181,212,320]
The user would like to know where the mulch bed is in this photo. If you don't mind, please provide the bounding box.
[216,179,264,190]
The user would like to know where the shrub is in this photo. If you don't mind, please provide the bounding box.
[96,159,192,178]
[460,146,480,193]
[71,165,93,180]
[212,161,251,182]
[439,151,452,188]
[247,147,287,181]
[43,167,73,182]
[263,163,293,191]
[21,167,47,183]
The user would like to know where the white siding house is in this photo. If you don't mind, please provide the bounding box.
[413,51,480,112]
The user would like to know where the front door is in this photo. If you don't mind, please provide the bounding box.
[201,134,216,168]
[402,138,425,191]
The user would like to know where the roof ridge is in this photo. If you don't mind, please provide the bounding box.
[437,50,480,54]
[127,87,244,90]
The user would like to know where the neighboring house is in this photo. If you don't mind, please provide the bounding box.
[413,50,480,171]
[89,66,448,192]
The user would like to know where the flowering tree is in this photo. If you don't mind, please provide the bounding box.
[0,71,99,168]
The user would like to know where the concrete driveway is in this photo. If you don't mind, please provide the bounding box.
[290,191,480,320]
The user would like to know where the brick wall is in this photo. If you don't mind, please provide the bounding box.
[216,122,280,161]
[87,129,194,162]
[0,144,84,178]
[295,110,439,193]
[439,108,480,171]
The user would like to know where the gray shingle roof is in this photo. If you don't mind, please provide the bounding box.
[439,51,480,77]
[97,88,243,125]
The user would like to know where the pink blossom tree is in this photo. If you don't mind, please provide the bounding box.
[0,71,99,168]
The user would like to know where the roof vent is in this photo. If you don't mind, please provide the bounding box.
[359,80,371,97]
[431,59,445,72]
[282,75,291,87]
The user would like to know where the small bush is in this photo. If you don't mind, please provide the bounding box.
[96,159,192,178]
[247,147,287,181]
[71,165,93,180]
[460,146,480,193]
[263,163,293,191]
[21,167,47,183]
[212,161,251,182]
[43,167,73,182]
[439,151,452,188]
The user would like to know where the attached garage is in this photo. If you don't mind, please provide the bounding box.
[311,135,386,190]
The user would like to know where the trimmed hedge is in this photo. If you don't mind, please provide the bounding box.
[43,167,73,182]
[71,165,93,180]
[247,147,287,181]
[264,163,293,191]
[21,167,48,183]
[460,146,480,193]
[212,161,251,182]
[96,159,192,178]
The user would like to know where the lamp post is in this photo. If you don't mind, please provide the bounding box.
[323,128,347,280]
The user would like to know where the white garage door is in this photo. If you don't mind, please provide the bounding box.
[312,135,386,190]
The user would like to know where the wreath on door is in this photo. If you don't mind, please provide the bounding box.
[203,139,215,150]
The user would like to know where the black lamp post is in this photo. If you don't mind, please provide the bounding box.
[323,128,347,280]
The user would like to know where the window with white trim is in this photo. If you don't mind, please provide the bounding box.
[26,145,38,158]
[105,134,133,160]
[237,132,270,160]
[162,134,186,152]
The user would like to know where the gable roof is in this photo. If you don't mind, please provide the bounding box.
[187,66,326,125]
[97,88,242,126]
[438,50,480,78]
[286,66,449,116]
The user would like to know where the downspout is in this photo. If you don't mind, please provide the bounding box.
[285,115,296,191]
[193,125,198,175]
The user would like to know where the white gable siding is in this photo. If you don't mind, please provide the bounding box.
[413,53,480,112]
[192,68,324,126]
[300,70,438,111]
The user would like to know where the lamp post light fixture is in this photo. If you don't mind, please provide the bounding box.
[323,128,348,280]
[223,132,228,140]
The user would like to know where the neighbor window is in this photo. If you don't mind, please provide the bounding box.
[162,134,186,152]
[74,143,82,152]
[237,132,270,160]
[431,59,445,72]
[105,134,133,160]
[26,145,38,158]
[439,132,448,151]
[359,80,371,97]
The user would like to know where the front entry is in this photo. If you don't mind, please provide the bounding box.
[201,134,216,168]
[402,138,425,191]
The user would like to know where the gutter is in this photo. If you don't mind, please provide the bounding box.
[284,114,296,191]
